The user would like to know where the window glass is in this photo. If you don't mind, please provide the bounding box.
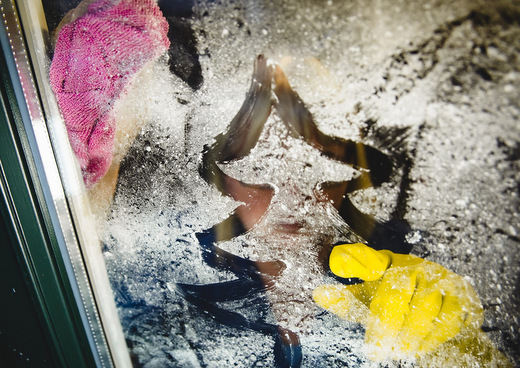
[40,0,520,367]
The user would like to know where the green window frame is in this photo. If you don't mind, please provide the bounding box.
[1,1,131,366]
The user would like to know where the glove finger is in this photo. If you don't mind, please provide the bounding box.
[329,243,391,281]
[418,291,465,354]
[418,269,484,354]
[365,266,420,353]
[397,286,443,353]
[396,263,448,354]
[312,284,369,324]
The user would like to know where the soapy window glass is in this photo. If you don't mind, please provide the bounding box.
[42,0,520,367]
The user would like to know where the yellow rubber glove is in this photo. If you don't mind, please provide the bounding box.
[313,243,511,366]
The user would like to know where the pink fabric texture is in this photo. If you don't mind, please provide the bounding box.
[50,0,170,188]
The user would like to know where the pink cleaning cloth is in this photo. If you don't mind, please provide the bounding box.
[50,0,170,188]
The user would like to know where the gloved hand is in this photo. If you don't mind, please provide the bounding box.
[50,0,170,188]
[312,243,500,363]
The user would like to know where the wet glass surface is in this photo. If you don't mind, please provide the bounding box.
[42,0,520,366]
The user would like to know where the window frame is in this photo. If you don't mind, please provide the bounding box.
[0,0,131,366]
